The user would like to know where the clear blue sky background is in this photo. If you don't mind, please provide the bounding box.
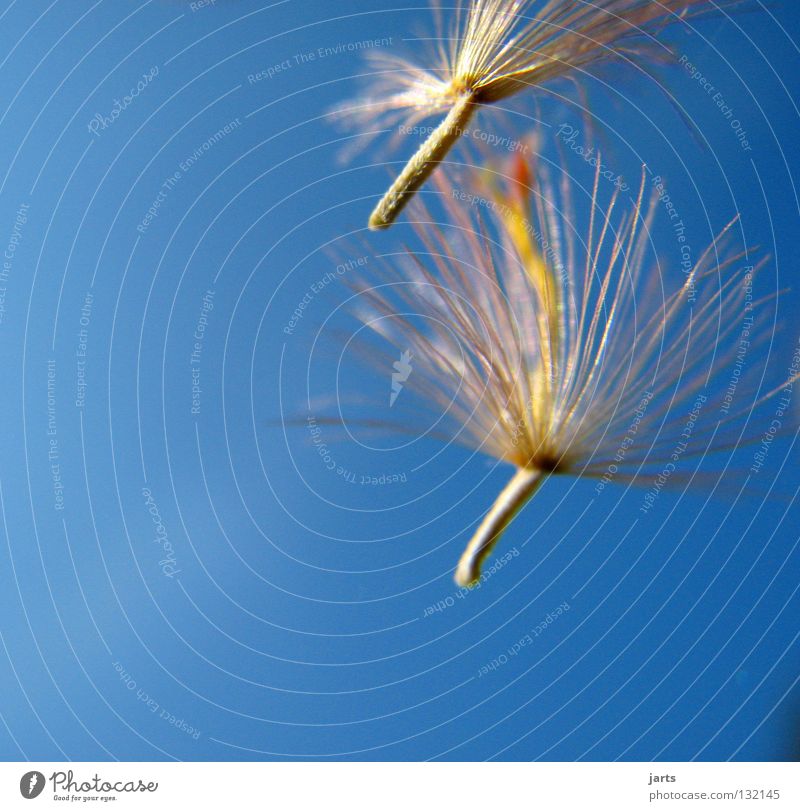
[0,0,798,761]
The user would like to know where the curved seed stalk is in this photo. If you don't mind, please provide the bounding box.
[455,466,545,587]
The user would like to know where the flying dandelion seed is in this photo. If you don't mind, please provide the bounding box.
[342,152,795,587]
[339,0,748,230]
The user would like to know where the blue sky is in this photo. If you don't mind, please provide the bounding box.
[0,0,798,761]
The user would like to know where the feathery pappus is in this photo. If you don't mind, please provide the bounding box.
[338,0,748,230]
[344,151,794,587]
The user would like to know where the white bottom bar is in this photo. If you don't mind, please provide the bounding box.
[1,762,796,809]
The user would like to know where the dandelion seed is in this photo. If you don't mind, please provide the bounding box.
[345,152,794,587]
[340,0,746,230]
